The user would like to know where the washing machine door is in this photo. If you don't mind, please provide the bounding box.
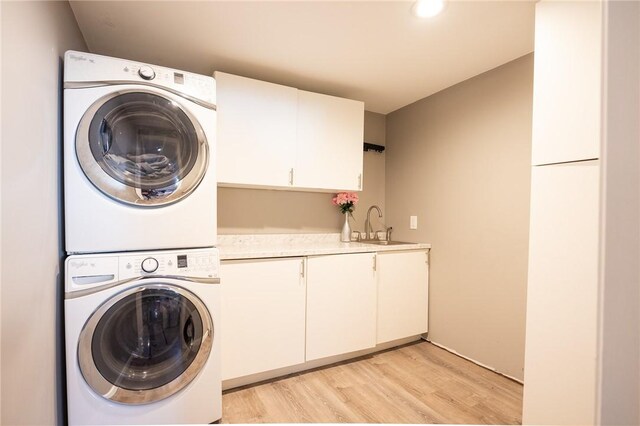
[77,283,213,404]
[76,88,209,206]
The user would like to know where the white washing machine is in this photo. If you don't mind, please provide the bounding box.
[65,248,221,425]
[64,51,217,254]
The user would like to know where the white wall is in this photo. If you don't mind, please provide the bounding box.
[0,3,3,420]
[598,1,640,424]
[385,55,533,380]
[0,1,86,424]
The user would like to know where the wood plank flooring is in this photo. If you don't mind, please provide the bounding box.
[222,341,523,424]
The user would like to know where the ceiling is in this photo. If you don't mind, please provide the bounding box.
[69,1,535,114]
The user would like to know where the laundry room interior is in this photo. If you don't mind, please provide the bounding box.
[1,1,639,426]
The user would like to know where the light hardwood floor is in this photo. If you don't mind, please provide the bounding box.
[222,341,523,424]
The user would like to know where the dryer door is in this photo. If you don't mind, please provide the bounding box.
[77,283,213,404]
[76,89,209,206]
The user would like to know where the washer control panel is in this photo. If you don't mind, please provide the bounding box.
[141,257,159,273]
[119,250,220,279]
[138,65,156,80]
[65,248,220,294]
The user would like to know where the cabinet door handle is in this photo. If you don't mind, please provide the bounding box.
[373,254,377,272]
[358,174,362,190]
[289,168,294,185]
[300,259,305,278]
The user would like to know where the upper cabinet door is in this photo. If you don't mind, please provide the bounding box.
[215,72,297,187]
[531,1,602,166]
[295,90,364,191]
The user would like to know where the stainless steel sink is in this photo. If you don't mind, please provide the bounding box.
[360,240,414,246]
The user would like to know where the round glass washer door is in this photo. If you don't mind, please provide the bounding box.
[78,284,213,405]
[76,89,209,207]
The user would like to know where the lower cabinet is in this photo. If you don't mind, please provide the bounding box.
[220,257,306,380]
[220,249,430,384]
[305,253,377,361]
[376,250,429,344]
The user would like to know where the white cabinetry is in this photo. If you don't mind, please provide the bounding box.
[523,1,604,424]
[220,258,306,380]
[215,72,364,192]
[220,249,430,387]
[215,72,298,187]
[305,253,377,361]
[523,162,600,425]
[530,1,602,165]
[376,250,429,344]
[296,90,364,191]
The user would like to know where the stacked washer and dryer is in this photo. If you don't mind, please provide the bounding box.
[63,51,221,425]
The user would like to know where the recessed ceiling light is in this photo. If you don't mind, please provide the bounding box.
[413,0,445,18]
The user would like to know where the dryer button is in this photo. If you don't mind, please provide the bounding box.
[141,257,159,273]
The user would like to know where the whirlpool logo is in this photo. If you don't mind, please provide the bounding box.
[68,53,87,61]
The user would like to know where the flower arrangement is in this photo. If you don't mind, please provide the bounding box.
[332,192,359,215]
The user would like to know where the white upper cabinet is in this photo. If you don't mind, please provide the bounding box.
[215,72,364,192]
[295,90,364,191]
[531,1,602,165]
[215,72,298,187]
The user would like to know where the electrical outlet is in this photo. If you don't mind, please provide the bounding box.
[410,215,418,230]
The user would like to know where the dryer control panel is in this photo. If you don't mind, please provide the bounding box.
[64,50,216,106]
[65,247,220,294]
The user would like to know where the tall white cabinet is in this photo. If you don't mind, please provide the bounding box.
[524,162,600,425]
[522,1,603,424]
[530,1,602,165]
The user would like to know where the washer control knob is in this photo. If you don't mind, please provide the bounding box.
[141,257,159,273]
[138,65,156,80]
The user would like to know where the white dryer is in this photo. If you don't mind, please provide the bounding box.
[65,247,221,425]
[64,51,217,254]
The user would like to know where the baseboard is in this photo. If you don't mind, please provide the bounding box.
[423,337,524,384]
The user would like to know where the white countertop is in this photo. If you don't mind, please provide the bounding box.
[217,233,431,260]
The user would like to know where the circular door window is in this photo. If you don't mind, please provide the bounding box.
[78,284,213,404]
[76,90,209,206]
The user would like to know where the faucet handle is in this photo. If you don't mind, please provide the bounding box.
[385,226,393,242]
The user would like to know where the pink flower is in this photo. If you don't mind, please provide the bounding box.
[332,192,359,214]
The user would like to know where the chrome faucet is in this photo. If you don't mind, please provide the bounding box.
[364,205,383,240]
